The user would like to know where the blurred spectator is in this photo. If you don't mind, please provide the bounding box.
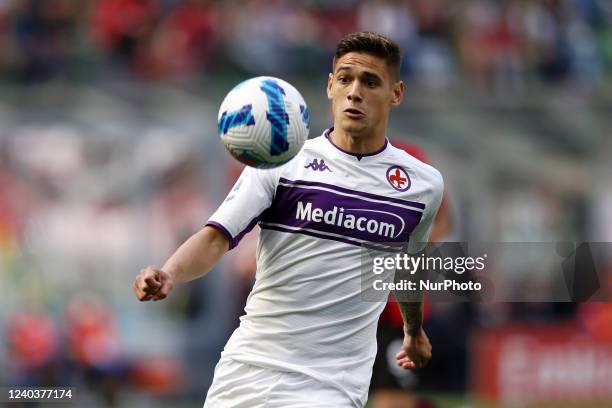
[564,12,602,86]
[11,0,80,82]
[135,0,220,79]
[579,263,612,342]
[357,0,417,77]
[90,0,160,71]
[6,310,61,385]
[313,0,358,50]
[521,0,571,83]
[0,1,15,73]
[357,0,416,50]
[64,296,123,369]
[64,295,126,406]
[457,0,521,92]
[222,0,322,75]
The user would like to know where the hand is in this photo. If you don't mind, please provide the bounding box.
[134,266,174,302]
[396,328,432,369]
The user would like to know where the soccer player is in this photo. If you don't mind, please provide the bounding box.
[133,31,444,407]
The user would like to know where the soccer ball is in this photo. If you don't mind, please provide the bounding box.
[218,76,310,169]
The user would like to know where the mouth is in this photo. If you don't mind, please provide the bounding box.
[344,108,365,118]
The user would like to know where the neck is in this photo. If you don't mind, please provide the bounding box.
[328,127,387,155]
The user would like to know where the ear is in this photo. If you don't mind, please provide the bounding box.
[326,73,333,100]
[391,80,404,106]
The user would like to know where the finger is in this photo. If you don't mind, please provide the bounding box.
[134,277,155,300]
[140,277,161,295]
[412,361,425,369]
[138,282,157,295]
[153,280,172,301]
[133,279,143,297]
[397,358,417,369]
[397,356,413,366]
[134,283,153,301]
[400,360,415,369]
[144,275,161,290]
[142,284,159,295]
[396,349,406,359]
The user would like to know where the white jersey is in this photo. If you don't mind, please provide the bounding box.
[206,129,444,407]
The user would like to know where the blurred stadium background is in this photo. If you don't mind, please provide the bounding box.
[0,0,611,407]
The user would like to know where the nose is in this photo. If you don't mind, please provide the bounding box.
[347,81,363,103]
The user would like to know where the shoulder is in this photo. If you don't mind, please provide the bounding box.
[300,135,328,154]
[387,142,444,193]
[289,134,331,164]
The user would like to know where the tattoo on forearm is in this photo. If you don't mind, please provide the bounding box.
[398,301,423,337]
[393,250,425,337]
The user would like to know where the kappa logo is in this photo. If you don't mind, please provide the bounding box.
[304,158,332,172]
[386,165,411,191]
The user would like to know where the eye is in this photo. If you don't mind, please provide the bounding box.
[338,76,350,84]
[366,80,378,88]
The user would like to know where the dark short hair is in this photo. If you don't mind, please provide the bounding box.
[333,31,402,79]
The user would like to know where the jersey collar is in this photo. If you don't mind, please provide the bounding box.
[324,128,389,161]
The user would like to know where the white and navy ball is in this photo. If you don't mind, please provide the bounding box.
[218,76,310,169]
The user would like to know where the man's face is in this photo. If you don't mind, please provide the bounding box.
[327,52,404,138]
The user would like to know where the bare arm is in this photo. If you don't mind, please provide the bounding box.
[395,298,431,369]
[162,225,229,284]
[133,226,229,301]
[397,301,424,337]
[394,257,431,369]
[394,191,448,367]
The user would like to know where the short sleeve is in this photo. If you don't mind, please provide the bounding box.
[407,173,444,254]
[206,166,279,250]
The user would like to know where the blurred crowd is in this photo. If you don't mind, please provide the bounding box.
[0,0,610,91]
[4,296,185,407]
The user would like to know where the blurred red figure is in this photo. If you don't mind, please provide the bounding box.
[579,265,612,343]
[64,295,125,406]
[65,296,122,367]
[90,0,159,63]
[370,141,451,408]
[7,311,59,372]
[5,310,65,399]
[131,0,220,79]
[162,0,219,72]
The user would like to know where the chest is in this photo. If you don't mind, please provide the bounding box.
[259,153,428,246]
